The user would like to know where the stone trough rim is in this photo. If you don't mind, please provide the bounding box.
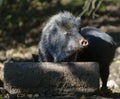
[3,62,99,95]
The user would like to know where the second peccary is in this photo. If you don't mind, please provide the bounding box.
[38,12,88,62]
[77,26,116,90]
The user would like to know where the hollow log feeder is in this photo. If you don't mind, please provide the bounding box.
[3,62,99,96]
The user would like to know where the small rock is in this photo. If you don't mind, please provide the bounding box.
[27,94,32,98]
[116,47,120,54]
[33,93,39,98]
[0,51,6,61]
[107,80,119,89]
[6,49,15,58]
[4,93,10,99]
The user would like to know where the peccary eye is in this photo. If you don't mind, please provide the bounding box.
[52,27,57,32]
[64,32,70,35]
[64,32,68,35]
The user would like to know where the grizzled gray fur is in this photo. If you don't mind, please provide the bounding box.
[38,11,88,62]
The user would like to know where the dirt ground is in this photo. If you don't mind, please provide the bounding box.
[0,3,120,99]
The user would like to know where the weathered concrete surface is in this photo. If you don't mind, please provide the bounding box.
[0,63,4,85]
[4,62,99,96]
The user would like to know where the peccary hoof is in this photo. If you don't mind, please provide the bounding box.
[4,62,99,96]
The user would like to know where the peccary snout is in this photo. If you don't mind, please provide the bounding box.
[80,39,89,47]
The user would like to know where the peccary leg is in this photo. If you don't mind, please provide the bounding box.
[99,63,110,90]
[32,54,39,62]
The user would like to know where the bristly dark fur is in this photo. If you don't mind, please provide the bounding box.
[38,11,84,62]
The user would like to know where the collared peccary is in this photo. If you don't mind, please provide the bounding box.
[77,26,116,90]
[38,11,88,62]
[36,12,116,91]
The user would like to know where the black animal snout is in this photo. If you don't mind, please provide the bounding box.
[79,39,88,47]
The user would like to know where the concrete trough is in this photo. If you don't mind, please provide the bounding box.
[4,62,99,96]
